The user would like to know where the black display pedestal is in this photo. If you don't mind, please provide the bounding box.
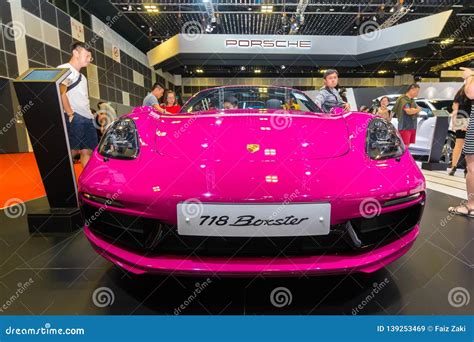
[420,111,450,172]
[421,162,448,171]
[28,208,83,234]
[13,68,82,235]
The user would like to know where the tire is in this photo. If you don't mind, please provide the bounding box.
[440,132,456,165]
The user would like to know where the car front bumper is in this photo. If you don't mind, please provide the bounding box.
[84,223,419,277]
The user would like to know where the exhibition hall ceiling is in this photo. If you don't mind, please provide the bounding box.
[76,0,473,77]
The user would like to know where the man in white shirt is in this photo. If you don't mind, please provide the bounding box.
[58,42,97,167]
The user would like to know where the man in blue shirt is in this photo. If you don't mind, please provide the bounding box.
[143,82,169,114]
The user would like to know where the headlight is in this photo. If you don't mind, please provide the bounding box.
[366,118,405,160]
[98,118,139,159]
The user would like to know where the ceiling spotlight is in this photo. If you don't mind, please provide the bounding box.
[401,57,413,63]
[145,5,158,13]
[248,6,252,11]
[137,6,142,10]
[128,5,132,11]
[261,5,273,13]
[240,66,246,71]
[196,68,204,73]
[390,7,395,12]
[280,65,286,70]
[440,38,455,45]
[122,6,128,10]
[378,70,388,74]
[320,69,327,74]
[254,69,261,73]
[140,25,146,28]
[329,8,334,12]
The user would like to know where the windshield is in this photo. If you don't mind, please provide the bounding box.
[181,86,319,113]
[430,100,453,112]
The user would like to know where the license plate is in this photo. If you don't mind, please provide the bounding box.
[177,203,330,237]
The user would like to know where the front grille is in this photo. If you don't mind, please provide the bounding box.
[81,198,424,257]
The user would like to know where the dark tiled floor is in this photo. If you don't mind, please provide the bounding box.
[0,190,472,315]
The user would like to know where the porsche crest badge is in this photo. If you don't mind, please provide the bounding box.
[247,144,260,153]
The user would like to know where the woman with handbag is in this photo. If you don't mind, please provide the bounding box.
[449,85,471,176]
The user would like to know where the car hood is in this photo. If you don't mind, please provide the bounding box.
[152,110,350,161]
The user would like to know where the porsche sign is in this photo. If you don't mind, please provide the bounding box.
[225,39,312,49]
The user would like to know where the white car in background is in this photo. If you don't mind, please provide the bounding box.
[372,95,454,164]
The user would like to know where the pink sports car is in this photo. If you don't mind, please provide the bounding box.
[79,86,425,277]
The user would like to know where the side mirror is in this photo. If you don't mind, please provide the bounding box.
[419,110,428,119]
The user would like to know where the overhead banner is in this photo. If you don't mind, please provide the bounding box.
[147,10,452,68]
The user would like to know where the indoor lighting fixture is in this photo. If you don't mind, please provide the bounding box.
[145,5,158,13]
[254,69,261,73]
[430,52,474,72]
[261,5,273,13]
[401,57,413,63]
[378,70,388,74]
[440,38,455,45]
[196,69,204,73]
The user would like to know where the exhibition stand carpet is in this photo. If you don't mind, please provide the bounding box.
[0,153,82,207]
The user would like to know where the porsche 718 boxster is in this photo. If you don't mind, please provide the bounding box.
[79,86,425,276]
